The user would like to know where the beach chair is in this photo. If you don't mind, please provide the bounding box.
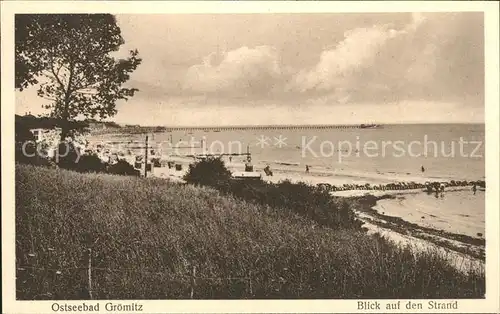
[245,163,254,172]
[264,166,273,176]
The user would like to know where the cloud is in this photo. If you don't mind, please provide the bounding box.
[284,12,484,105]
[123,12,482,108]
[374,12,484,104]
[286,24,404,94]
[182,46,284,97]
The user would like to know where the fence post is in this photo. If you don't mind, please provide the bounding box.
[190,266,196,299]
[248,271,253,297]
[87,248,93,300]
[144,135,149,178]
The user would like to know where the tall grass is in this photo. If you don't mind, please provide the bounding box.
[15,164,485,299]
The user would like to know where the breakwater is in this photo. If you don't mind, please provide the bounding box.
[316,180,486,192]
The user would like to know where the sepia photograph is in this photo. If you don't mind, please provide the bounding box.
[2,1,499,313]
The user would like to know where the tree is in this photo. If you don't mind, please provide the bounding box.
[15,14,141,140]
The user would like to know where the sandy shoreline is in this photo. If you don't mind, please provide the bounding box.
[151,158,469,185]
[361,220,484,274]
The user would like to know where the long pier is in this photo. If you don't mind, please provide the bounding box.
[164,124,381,132]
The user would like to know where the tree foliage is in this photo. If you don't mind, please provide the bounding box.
[15,15,43,90]
[15,14,141,138]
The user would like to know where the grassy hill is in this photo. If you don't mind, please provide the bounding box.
[15,164,484,299]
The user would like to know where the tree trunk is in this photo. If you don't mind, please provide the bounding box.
[60,62,74,142]
[60,124,69,142]
[57,99,71,165]
[59,93,71,142]
[59,115,69,142]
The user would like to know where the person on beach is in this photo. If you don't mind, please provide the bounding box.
[229,156,232,163]
[421,166,425,173]
[472,183,477,195]
[306,165,310,173]
[439,183,445,198]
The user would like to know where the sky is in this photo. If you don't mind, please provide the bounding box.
[16,12,485,126]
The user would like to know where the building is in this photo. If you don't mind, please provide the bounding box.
[30,127,62,142]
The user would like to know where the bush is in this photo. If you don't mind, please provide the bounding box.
[56,142,109,174]
[183,157,232,187]
[108,160,140,176]
[15,141,53,167]
[15,122,36,143]
[222,179,363,231]
[53,141,137,176]
[73,154,107,173]
[56,141,82,170]
[183,158,362,231]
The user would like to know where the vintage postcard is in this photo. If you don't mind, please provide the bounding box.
[2,1,499,313]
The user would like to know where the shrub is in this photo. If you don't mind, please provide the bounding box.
[56,141,82,170]
[15,122,36,143]
[53,141,137,176]
[222,179,363,231]
[73,154,108,173]
[15,143,53,167]
[183,157,232,187]
[108,159,140,176]
[55,142,109,174]
[183,158,362,231]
